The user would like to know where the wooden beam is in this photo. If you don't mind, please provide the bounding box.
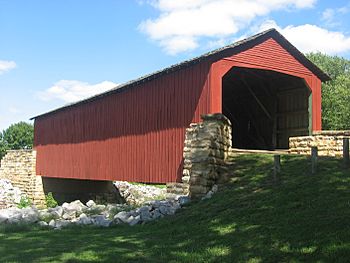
[274,155,281,181]
[311,146,318,174]
[231,148,291,155]
[241,77,272,120]
[343,137,349,167]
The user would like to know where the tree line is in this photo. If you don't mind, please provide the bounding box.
[0,53,349,160]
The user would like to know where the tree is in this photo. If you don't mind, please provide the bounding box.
[0,122,34,160]
[306,52,350,130]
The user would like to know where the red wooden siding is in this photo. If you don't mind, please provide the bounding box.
[34,35,323,183]
[209,38,322,130]
[34,61,211,183]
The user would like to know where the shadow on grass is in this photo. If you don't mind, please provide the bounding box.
[1,154,350,262]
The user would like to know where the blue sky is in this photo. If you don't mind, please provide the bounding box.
[0,0,349,131]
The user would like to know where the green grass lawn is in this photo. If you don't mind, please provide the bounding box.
[1,154,350,262]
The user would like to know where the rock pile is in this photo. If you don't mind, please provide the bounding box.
[0,179,24,209]
[114,181,167,205]
[0,196,190,229]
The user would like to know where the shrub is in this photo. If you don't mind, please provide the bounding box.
[45,192,58,208]
[17,196,32,209]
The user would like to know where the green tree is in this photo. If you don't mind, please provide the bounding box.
[0,122,34,160]
[306,52,350,130]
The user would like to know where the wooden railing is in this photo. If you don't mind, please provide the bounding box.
[230,137,350,179]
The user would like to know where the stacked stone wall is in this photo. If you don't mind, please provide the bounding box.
[183,114,232,198]
[289,131,350,157]
[0,150,46,207]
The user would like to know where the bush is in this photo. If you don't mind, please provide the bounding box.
[17,196,32,209]
[45,192,58,208]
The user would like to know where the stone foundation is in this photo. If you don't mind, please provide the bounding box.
[0,150,45,207]
[183,114,232,198]
[289,131,350,157]
[0,150,46,207]
[0,150,123,207]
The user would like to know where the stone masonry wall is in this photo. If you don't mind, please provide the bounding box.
[289,131,350,157]
[183,114,232,198]
[0,150,46,207]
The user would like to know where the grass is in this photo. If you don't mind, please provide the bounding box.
[128,182,167,189]
[1,154,350,262]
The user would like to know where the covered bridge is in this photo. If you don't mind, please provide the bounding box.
[32,29,329,183]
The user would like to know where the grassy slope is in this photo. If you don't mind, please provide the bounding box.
[1,154,350,263]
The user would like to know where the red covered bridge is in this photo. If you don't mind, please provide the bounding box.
[32,29,329,183]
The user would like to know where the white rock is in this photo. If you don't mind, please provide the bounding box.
[114,211,131,223]
[65,200,87,214]
[93,215,111,227]
[38,221,48,227]
[5,208,23,224]
[62,209,76,220]
[49,219,56,228]
[49,206,63,218]
[0,179,25,208]
[128,215,141,226]
[55,219,71,229]
[0,209,10,223]
[77,213,92,225]
[114,181,166,206]
[21,207,39,223]
[202,190,214,200]
[86,200,96,207]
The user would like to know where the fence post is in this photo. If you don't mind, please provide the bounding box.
[343,137,349,167]
[273,155,281,181]
[311,146,318,174]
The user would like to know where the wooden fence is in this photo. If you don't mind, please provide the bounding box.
[231,137,350,179]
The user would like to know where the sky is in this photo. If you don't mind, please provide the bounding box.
[0,0,350,131]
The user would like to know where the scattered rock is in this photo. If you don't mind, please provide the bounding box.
[49,206,64,218]
[86,200,96,208]
[114,181,166,206]
[38,221,48,227]
[48,219,55,228]
[77,213,92,225]
[21,207,39,223]
[0,179,191,229]
[114,211,131,223]
[55,219,71,229]
[0,179,25,209]
[201,184,218,200]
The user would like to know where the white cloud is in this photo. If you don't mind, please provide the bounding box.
[258,20,350,55]
[0,60,16,74]
[139,0,316,54]
[38,80,118,103]
[321,5,349,27]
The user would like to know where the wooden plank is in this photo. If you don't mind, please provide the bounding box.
[343,137,349,167]
[311,146,318,174]
[273,155,281,181]
[231,148,291,155]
